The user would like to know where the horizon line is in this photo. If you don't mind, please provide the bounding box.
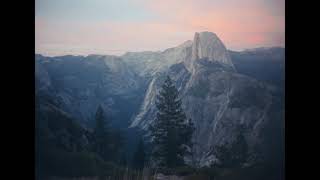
[35,45,285,58]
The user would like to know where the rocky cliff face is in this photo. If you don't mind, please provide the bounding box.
[188,32,234,72]
[35,54,147,128]
[35,31,284,167]
[122,40,193,77]
[129,32,283,166]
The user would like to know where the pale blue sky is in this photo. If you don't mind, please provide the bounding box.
[35,0,157,22]
[35,0,285,56]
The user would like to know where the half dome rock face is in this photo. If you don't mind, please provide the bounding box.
[35,31,284,167]
[189,32,234,70]
[129,32,283,167]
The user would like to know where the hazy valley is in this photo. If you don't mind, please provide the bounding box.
[36,32,284,179]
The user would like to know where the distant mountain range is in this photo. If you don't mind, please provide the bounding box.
[35,31,284,167]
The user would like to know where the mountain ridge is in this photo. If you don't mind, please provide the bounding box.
[35,31,284,167]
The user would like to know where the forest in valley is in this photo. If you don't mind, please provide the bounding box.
[36,76,284,180]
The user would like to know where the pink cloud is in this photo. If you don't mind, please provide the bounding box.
[36,0,284,56]
[141,0,284,50]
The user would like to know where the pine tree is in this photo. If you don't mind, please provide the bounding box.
[132,138,146,170]
[150,76,194,168]
[93,105,110,161]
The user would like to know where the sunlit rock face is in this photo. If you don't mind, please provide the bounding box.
[130,32,283,167]
[189,32,234,70]
[35,31,284,167]
[122,40,193,77]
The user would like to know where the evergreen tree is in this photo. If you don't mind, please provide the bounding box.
[132,138,146,170]
[150,76,194,168]
[93,105,110,161]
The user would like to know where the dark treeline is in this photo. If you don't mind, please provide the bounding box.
[35,91,147,179]
[35,76,284,180]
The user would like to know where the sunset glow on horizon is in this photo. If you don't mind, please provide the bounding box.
[35,0,285,56]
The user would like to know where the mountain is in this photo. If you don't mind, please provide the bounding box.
[35,31,284,167]
[190,32,234,69]
[229,47,285,88]
[129,32,284,166]
[35,54,147,128]
[122,40,193,77]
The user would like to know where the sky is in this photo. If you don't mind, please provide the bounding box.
[35,0,285,56]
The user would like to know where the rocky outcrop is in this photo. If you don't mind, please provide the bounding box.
[122,40,193,77]
[129,32,283,167]
[188,32,234,71]
[35,31,284,167]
